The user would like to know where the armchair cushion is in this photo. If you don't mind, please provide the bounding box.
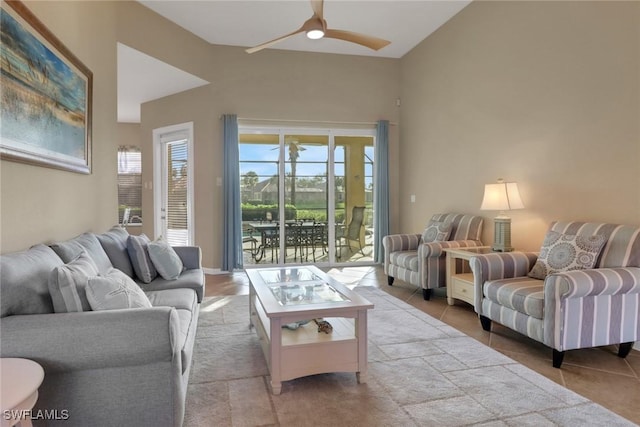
[421,221,452,243]
[528,231,606,280]
[483,277,544,319]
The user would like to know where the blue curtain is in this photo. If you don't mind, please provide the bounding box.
[222,114,243,271]
[374,120,390,264]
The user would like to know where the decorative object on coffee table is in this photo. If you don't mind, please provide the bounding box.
[313,318,333,334]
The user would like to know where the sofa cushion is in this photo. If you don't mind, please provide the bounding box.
[127,234,158,283]
[528,231,606,280]
[96,226,134,277]
[86,268,152,311]
[422,221,452,243]
[146,288,197,312]
[389,250,419,271]
[483,277,545,319]
[148,237,184,280]
[0,244,62,317]
[138,269,205,302]
[48,251,100,312]
[50,233,112,275]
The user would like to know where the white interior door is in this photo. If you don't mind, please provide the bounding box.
[153,123,194,246]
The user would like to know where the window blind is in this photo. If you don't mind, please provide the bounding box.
[117,146,142,224]
[166,140,188,245]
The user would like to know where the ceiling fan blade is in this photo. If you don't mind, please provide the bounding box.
[245,27,305,54]
[310,0,324,22]
[324,29,390,51]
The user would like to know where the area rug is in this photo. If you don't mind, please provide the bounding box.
[184,287,635,426]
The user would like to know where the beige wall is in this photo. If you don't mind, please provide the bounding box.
[3,0,637,264]
[1,1,118,253]
[400,1,640,251]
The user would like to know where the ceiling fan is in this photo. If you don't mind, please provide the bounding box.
[245,0,391,54]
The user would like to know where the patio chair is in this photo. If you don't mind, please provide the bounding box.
[336,206,366,259]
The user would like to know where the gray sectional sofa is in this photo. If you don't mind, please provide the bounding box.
[0,226,204,427]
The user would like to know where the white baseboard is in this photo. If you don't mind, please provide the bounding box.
[203,268,225,275]
[634,341,640,351]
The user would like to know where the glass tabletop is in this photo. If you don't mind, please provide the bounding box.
[268,282,350,306]
[258,267,323,284]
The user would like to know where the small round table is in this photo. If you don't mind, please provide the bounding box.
[0,358,45,427]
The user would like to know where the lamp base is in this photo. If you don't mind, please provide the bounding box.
[492,217,514,252]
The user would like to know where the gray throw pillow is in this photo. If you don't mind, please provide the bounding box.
[127,234,157,283]
[86,268,152,310]
[96,226,134,277]
[48,251,100,312]
[50,233,112,275]
[148,237,184,280]
[528,231,607,280]
[422,221,452,243]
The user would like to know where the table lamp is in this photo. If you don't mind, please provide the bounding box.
[480,179,524,252]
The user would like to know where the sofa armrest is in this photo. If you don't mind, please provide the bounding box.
[546,267,640,300]
[543,267,640,351]
[382,234,422,252]
[418,240,483,258]
[382,234,421,271]
[0,307,181,373]
[173,246,202,270]
[469,252,539,313]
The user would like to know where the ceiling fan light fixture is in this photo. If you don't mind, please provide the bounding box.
[306,29,324,40]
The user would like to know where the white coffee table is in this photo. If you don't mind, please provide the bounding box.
[0,358,45,427]
[246,265,374,394]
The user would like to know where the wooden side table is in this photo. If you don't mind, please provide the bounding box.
[443,246,492,306]
[1,358,44,427]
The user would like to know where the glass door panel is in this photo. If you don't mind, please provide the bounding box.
[283,134,329,264]
[240,128,375,266]
[239,133,281,265]
[334,136,374,263]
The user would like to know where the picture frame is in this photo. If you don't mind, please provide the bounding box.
[1,0,92,174]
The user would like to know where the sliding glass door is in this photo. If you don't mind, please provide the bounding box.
[240,127,375,266]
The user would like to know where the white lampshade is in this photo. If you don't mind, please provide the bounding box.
[480,182,524,212]
[480,180,524,252]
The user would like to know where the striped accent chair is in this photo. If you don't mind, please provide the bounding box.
[383,213,484,300]
[470,221,640,368]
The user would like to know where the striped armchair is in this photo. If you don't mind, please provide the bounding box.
[383,213,483,300]
[470,221,640,368]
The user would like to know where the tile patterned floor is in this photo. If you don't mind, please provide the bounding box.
[205,266,640,425]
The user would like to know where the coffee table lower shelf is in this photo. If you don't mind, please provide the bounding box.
[250,294,368,395]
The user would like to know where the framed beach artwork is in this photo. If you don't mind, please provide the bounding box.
[0,0,92,174]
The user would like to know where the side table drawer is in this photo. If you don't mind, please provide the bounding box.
[451,276,474,305]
